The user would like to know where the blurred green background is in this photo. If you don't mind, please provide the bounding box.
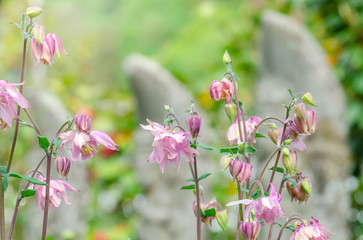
[0,0,362,239]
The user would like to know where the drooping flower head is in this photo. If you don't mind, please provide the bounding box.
[54,156,71,179]
[58,114,119,161]
[226,184,285,225]
[141,119,199,173]
[253,183,285,224]
[30,174,79,210]
[31,25,67,66]
[0,80,31,132]
[185,113,201,140]
[286,175,312,204]
[193,197,219,226]
[210,77,234,102]
[227,116,261,145]
[291,217,334,240]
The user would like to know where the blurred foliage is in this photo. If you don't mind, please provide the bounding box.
[0,0,362,239]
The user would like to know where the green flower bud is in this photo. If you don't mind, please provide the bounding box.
[25,6,43,18]
[302,92,317,107]
[282,148,297,174]
[225,103,237,122]
[220,155,231,171]
[216,210,228,231]
[223,50,232,64]
[293,103,307,122]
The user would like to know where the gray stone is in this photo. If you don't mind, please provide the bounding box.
[256,10,350,239]
[124,53,215,240]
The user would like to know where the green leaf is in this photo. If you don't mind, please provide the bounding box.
[0,166,6,176]
[197,144,218,151]
[2,173,9,192]
[254,133,266,138]
[20,189,37,198]
[285,176,297,188]
[258,219,265,224]
[38,136,50,152]
[241,146,256,155]
[7,172,47,186]
[240,187,249,194]
[198,173,211,181]
[287,89,294,98]
[180,184,195,190]
[268,167,284,174]
[53,138,63,151]
[10,22,22,30]
[203,208,216,217]
[220,146,239,154]
[186,177,194,182]
[251,190,269,200]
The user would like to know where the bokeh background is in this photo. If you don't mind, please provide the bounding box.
[0,0,362,239]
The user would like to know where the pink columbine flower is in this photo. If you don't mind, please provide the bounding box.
[185,114,201,140]
[31,25,67,66]
[0,80,31,131]
[277,122,307,152]
[227,184,284,225]
[210,77,234,102]
[140,119,199,173]
[31,174,79,210]
[227,116,261,145]
[291,217,334,240]
[58,114,119,161]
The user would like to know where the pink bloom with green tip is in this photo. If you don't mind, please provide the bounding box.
[58,114,119,161]
[140,119,199,173]
[291,217,334,240]
[31,26,67,66]
[0,80,31,131]
[31,174,79,209]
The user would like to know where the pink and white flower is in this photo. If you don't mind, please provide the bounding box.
[0,80,31,131]
[141,119,199,173]
[31,25,67,66]
[291,217,334,240]
[227,184,285,224]
[210,77,234,102]
[227,116,261,145]
[30,174,79,210]
[58,114,119,161]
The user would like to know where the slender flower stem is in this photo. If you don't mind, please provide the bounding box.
[23,109,42,136]
[267,223,275,240]
[236,182,243,221]
[6,39,28,174]
[7,178,26,240]
[41,151,52,240]
[278,173,287,195]
[0,176,5,240]
[193,155,201,240]
[249,116,285,146]
[229,71,247,143]
[276,217,304,240]
[267,110,290,193]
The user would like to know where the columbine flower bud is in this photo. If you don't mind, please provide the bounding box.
[282,149,297,174]
[186,114,201,140]
[54,156,71,179]
[268,128,282,145]
[220,155,231,171]
[240,220,261,240]
[286,175,311,204]
[306,109,317,134]
[25,6,43,18]
[225,102,237,122]
[193,198,219,226]
[302,92,317,106]
[293,103,307,122]
[229,159,253,184]
[74,114,92,133]
[294,114,308,134]
[216,209,228,231]
[32,25,45,44]
[223,50,232,64]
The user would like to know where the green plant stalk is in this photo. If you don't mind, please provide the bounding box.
[0,175,5,240]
